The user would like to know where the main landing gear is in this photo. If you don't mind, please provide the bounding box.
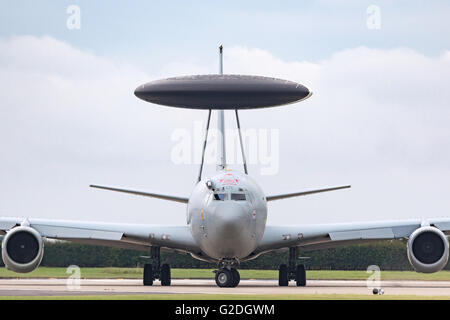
[143,246,171,286]
[279,247,306,287]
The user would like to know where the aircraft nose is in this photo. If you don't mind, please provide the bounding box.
[202,202,256,260]
[213,202,250,238]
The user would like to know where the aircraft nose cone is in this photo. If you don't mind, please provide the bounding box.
[201,201,257,260]
[214,203,249,238]
[205,202,255,259]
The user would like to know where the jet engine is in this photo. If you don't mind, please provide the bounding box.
[407,226,449,273]
[1,226,44,273]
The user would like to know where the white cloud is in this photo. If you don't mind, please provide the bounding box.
[0,36,449,226]
[221,46,450,224]
[224,45,450,169]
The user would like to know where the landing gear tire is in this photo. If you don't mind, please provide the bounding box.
[296,264,306,287]
[215,269,233,288]
[231,268,240,287]
[143,264,153,286]
[279,264,288,286]
[161,263,171,286]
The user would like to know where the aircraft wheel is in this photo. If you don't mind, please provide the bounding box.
[231,268,240,287]
[296,264,306,287]
[279,264,288,286]
[161,263,171,286]
[143,264,153,286]
[215,269,233,287]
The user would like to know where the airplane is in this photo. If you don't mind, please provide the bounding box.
[1,46,449,288]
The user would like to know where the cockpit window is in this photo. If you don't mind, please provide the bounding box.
[214,193,226,201]
[230,193,246,201]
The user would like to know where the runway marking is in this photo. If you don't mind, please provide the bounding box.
[1,279,450,296]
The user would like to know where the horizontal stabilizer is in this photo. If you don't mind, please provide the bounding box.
[266,185,351,201]
[90,185,189,204]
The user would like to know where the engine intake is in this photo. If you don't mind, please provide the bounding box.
[407,226,449,273]
[1,226,44,273]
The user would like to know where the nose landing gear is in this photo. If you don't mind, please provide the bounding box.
[143,246,171,286]
[215,259,241,287]
[215,268,240,287]
[279,247,306,286]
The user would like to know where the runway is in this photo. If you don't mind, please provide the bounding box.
[0,279,450,297]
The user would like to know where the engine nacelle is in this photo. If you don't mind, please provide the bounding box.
[407,226,449,273]
[1,226,44,273]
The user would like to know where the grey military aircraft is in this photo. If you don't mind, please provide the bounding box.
[1,46,449,288]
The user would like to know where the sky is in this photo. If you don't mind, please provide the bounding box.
[0,1,450,226]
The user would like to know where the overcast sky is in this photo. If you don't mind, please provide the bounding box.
[1,1,450,226]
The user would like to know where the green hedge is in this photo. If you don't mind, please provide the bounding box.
[0,239,421,270]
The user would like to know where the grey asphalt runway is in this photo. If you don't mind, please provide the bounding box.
[0,279,450,297]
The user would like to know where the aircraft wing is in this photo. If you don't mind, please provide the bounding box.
[255,218,450,254]
[89,185,189,204]
[0,217,200,254]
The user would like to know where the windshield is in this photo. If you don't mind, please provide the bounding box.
[213,191,247,201]
[214,193,226,201]
[230,193,246,201]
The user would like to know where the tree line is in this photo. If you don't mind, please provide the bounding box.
[1,239,431,270]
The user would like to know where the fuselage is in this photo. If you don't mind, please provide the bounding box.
[187,169,267,262]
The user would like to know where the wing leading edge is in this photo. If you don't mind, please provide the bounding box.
[90,185,189,204]
[266,185,351,201]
